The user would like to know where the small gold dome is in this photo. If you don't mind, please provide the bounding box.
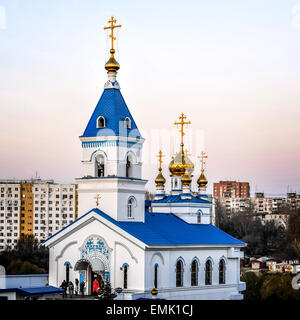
[169,152,194,177]
[105,51,120,74]
[197,170,208,187]
[155,171,166,186]
[151,286,158,296]
[181,169,192,187]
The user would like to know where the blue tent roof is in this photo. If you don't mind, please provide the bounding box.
[152,195,211,204]
[81,88,141,138]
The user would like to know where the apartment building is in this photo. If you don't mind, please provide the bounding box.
[0,179,78,251]
[213,181,250,198]
[215,190,299,228]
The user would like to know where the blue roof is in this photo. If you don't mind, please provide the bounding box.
[152,195,211,204]
[0,286,64,296]
[81,88,141,138]
[44,208,245,247]
[89,209,245,246]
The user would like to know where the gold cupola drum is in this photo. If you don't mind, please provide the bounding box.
[197,151,208,195]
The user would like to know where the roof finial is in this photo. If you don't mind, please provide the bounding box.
[174,113,191,157]
[104,16,122,79]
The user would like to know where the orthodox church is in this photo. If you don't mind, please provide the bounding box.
[43,17,246,300]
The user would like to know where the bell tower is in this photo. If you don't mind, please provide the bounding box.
[76,17,147,222]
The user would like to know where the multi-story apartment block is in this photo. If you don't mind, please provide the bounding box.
[0,179,78,251]
[215,190,299,228]
[214,181,250,198]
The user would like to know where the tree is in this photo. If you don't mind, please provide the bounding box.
[260,273,300,300]
[286,208,300,259]
[0,234,48,274]
[99,278,117,300]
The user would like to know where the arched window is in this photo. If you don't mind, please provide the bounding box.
[205,260,212,285]
[126,156,132,178]
[127,197,136,218]
[97,116,106,128]
[123,265,128,289]
[219,259,225,284]
[96,155,105,177]
[154,264,158,288]
[124,117,131,129]
[65,263,70,284]
[197,211,201,224]
[176,260,183,287]
[191,260,198,286]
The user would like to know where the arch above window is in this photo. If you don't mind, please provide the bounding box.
[97,116,106,129]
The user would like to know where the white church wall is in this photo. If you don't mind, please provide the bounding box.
[46,217,146,292]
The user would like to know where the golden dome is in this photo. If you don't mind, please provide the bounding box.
[169,151,194,177]
[181,169,192,187]
[155,171,166,186]
[197,170,208,187]
[105,50,120,74]
[151,286,158,296]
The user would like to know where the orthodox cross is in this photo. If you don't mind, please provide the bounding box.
[198,151,208,171]
[156,150,165,171]
[104,16,122,52]
[94,194,101,207]
[174,113,191,153]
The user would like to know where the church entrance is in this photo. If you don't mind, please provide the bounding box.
[74,258,108,296]
[91,271,104,295]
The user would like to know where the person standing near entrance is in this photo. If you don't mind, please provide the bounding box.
[80,280,85,296]
[68,281,74,298]
[75,278,79,296]
[92,277,100,296]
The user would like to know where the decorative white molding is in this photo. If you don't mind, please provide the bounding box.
[104,80,120,90]
[115,241,138,264]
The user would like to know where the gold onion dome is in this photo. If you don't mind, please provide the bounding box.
[197,170,208,187]
[169,151,194,177]
[155,171,166,186]
[181,169,192,186]
[105,49,120,74]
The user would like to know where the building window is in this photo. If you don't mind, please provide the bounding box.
[176,260,183,287]
[96,155,105,177]
[219,259,225,284]
[126,156,132,178]
[154,264,158,288]
[124,117,131,129]
[191,259,198,286]
[127,197,136,218]
[123,264,128,289]
[205,260,212,285]
[97,116,106,128]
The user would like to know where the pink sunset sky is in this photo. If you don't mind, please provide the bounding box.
[0,0,300,195]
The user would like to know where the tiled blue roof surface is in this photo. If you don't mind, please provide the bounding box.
[44,208,245,246]
[152,195,211,204]
[81,88,141,138]
[92,209,245,246]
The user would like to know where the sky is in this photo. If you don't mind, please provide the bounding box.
[0,0,300,196]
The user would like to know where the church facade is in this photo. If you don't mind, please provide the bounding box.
[43,17,246,300]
